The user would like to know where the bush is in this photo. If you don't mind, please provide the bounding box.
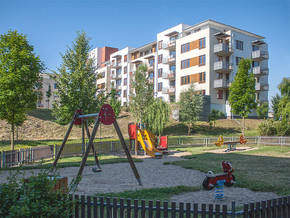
[258,119,277,136]
[0,169,75,217]
[276,121,290,136]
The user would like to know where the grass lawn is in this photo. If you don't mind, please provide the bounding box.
[165,145,290,196]
[0,154,143,171]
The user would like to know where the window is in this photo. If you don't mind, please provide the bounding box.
[158,68,163,77]
[124,55,127,62]
[200,90,206,95]
[252,61,259,67]
[149,72,154,79]
[117,69,121,74]
[199,55,206,66]
[217,90,223,99]
[226,90,229,100]
[181,43,190,53]
[158,54,163,63]
[124,78,127,85]
[199,37,206,49]
[236,40,243,50]
[158,82,163,91]
[236,57,242,66]
[170,95,175,103]
[123,90,127,97]
[158,40,163,49]
[54,83,57,89]
[217,73,223,79]
[116,79,121,85]
[181,75,190,85]
[199,72,206,83]
[170,65,176,73]
[149,59,154,66]
[252,46,259,51]
[124,66,127,74]
[117,58,121,63]
[181,59,190,69]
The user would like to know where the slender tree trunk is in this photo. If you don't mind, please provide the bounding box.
[188,123,191,135]
[11,123,15,150]
[242,116,245,136]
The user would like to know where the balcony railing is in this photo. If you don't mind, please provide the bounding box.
[252,50,269,61]
[111,74,117,79]
[214,43,232,55]
[117,73,122,79]
[214,79,230,89]
[162,55,176,64]
[214,61,233,72]
[163,40,176,50]
[116,84,122,90]
[162,71,176,80]
[162,87,176,94]
[253,66,269,76]
[256,83,269,92]
[112,62,122,68]
[148,64,154,72]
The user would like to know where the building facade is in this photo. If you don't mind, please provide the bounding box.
[38,72,58,109]
[96,19,268,118]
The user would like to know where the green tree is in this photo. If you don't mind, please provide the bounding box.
[179,85,203,135]
[271,93,281,120]
[129,63,154,123]
[109,88,121,118]
[46,83,52,108]
[256,101,269,119]
[277,77,290,122]
[228,58,256,136]
[0,30,43,150]
[145,98,170,136]
[207,109,225,127]
[53,31,101,125]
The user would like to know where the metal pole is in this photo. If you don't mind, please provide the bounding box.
[113,120,142,186]
[78,113,99,119]
[53,112,77,167]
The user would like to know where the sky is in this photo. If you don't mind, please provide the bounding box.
[1,0,289,104]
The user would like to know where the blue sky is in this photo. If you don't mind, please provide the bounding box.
[1,0,289,104]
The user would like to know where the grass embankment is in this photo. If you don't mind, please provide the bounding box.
[165,145,290,196]
[0,154,143,171]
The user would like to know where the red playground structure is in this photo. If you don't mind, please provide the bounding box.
[202,160,235,190]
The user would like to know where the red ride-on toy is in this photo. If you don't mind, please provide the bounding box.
[202,160,235,190]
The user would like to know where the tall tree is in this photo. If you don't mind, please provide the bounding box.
[46,83,52,108]
[277,77,290,122]
[52,31,101,125]
[229,58,256,136]
[109,88,121,118]
[145,98,170,136]
[129,63,154,123]
[271,93,281,120]
[0,30,43,150]
[179,85,203,135]
[256,102,269,119]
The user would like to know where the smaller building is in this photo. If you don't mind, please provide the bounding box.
[38,72,58,109]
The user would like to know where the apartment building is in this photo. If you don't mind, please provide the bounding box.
[38,72,58,109]
[93,19,269,118]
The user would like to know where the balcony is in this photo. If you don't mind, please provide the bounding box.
[255,83,269,92]
[163,40,176,50]
[214,43,233,55]
[214,79,230,89]
[214,61,233,72]
[162,86,176,94]
[253,66,269,76]
[116,73,122,79]
[111,74,117,80]
[162,71,176,80]
[162,55,176,65]
[148,64,154,72]
[252,50,269,61]
[111,62,122,69]
[116,84,122,91]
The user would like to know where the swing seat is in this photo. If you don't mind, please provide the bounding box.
[92,167,102,173]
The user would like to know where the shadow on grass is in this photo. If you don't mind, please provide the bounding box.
[164,123,240,136]
[164,150,290,196]
[27,109,56,122]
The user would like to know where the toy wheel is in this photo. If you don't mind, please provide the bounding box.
[225,175,235,187]
[202,177,213,191]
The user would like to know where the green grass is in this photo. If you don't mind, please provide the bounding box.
[0,154,143,171]
[26,109,56,122]
[95,186,200,203]
[164,145,290,196]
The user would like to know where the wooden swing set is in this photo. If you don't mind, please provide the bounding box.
[52,104,142,189]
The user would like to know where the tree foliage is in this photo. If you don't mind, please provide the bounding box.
[179,85,203,135]
[46,83,52,108]
[0,30,44,149]
[109,88,121,118]
[145,98,170,136]
[228,58,256,135]
[256,102,269,119]
[277,77,290,122]
[271,93,281,120]
[129,63,154,123]
[52,31,102,125]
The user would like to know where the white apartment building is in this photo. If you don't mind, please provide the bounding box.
[93,19,269,118]
[38,72,58,109]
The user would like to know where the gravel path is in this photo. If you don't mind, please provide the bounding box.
[0,150,279,207]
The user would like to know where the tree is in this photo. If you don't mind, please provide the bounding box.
[0,30,43,150]
[46,83,52,108]
[256,102,269,119]
[179,85,203,135]
[129,63,154,123]
[52,31,101,125]
[145,98,170,136]
[109,88,121,118]
[271,94,281,120]
[207,109,225,127]
[277,77,290,122]
[228,58,256,136]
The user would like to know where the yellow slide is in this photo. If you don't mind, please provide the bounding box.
[137,130,162,158]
